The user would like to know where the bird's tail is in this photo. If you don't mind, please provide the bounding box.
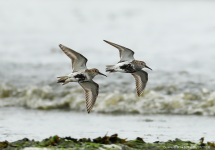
[106,65,116,73]
[57,76,69,85]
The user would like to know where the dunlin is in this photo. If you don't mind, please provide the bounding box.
[104,40,152,97]
[57,44,107,113]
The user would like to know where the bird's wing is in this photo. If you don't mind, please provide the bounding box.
[59,44,88,72]
[104,40,135,62]
[79,81,99,113]
[131,70,148,97]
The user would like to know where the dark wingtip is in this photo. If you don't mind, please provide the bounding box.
[59,44,63,49]
[103,40,110,44]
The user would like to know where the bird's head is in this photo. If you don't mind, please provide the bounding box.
[139,61,152,70]
[89,68,107,77]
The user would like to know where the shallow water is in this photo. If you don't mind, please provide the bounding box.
[0,108,215,143]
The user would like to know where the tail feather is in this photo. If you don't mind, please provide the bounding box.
[106,65,114,68]
[106,65,116,73]
[57,76,69,85]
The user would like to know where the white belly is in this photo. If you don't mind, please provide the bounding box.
[113,61,131,73]
[66,71,88,82]
[66,74,79,82]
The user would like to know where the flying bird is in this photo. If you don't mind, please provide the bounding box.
[57,44,107,113]
[104,40,152,97]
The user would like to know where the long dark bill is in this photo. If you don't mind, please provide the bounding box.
[99,72,107,77]
[145,65,152,70]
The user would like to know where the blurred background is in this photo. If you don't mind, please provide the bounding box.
[0,0,215,143]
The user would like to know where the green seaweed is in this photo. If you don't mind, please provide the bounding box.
[0,141,9,148]
[1,134,215,150]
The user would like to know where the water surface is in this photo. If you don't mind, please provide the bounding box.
[1,0,215,142]
[0,108,215,143]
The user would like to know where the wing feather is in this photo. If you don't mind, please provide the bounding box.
[104,40,135,62]
[79,81,99,113]
[59,44,88,72]
[131,70,148,97]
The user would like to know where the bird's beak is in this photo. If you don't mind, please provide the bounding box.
[145,65,152,70]
[99,72,107,77]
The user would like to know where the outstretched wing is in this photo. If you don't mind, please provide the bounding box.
[79,81,99,114]
[59,44,88,72]
[104,40,135,62]
[131,70,148,97]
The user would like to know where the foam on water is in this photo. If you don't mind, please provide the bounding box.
[1,83,215,115]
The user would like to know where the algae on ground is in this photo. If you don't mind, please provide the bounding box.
[1,134,215,150]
